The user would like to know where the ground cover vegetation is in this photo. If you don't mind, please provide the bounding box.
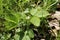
[0,0,60,40]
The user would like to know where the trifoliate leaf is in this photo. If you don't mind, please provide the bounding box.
[30,7,49,17]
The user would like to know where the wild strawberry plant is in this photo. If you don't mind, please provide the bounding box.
[0,0,58,40]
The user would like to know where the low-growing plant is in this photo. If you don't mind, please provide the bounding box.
[0,0,58,40]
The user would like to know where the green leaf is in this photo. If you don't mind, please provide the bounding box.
[5,12,21,24]
[30,16,40,26]
[30,7,49,17]
[14,34,20,40]
[4,12,21,30]
[28,29,34,38]
[5,21,17,30]
[35,10,49,17]
[30,7,41,16]
[22,35,30,40]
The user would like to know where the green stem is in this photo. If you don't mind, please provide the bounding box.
[46,0,58,10]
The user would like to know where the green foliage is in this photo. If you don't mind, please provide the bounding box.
[0,0,58,40]
[5,12,21,30]
[27,29,34,38]
[30,16,40,26]
[30,7,49,17]
[22,35,30,40]
[14,34,20,40]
